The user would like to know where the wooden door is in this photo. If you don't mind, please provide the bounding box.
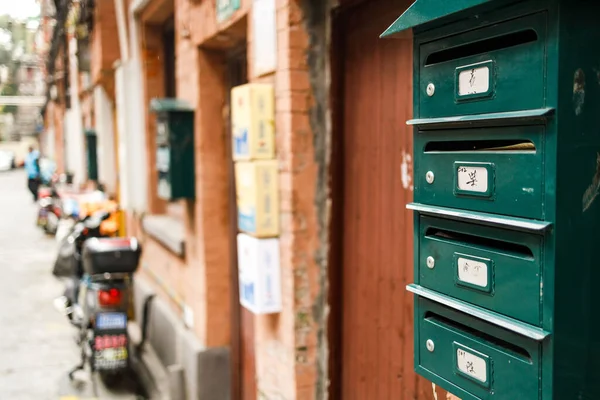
[332,1,448,399]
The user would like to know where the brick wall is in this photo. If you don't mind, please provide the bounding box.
[91,0,120,85]
[53,102,65,173]
[140,24,167,215]
[136,0,325,396]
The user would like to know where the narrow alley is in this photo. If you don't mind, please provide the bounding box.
[0,169,144,400]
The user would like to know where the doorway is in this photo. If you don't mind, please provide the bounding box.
[330,0,446,398]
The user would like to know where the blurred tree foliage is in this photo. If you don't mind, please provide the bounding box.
[0,82,18,114]
[0,14,26,115]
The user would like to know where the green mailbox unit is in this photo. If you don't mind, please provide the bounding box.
[150,98,195,200]
[382,0,600,398]
[84,129,98,181]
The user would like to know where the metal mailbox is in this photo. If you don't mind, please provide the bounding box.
[418,215,542,326]
[416,125,545,219]
[84,129,98,181]
[383,0,600,398]
[150,98,195,201]
[416,297,541,400]
[417,11,548,119]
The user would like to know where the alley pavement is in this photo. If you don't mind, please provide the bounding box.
[0,169,144,400]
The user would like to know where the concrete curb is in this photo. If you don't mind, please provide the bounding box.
[129,321,172,400]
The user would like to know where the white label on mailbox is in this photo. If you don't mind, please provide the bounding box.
[458,66,490,96]
[457,257,488,288]
[457,348,487,383]
[156,147,170,172]
[457,166,488,193]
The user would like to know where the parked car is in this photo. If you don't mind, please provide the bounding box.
[0,150,15,171]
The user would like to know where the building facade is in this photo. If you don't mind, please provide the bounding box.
[40,0,459,399]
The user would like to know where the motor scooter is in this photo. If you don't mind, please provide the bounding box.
[54,210,141,383]
[37,174,62,235]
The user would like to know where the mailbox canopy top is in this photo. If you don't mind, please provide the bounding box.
[380,0,496,38]
[150,98,194,114]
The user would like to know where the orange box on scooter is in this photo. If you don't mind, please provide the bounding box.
[82,237,142,275]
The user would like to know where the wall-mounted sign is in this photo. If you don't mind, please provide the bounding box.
[252,0,277,76]
[216,0,240,23]
[237,233,281,314]
[231,83,275,161]
[235,160,279,237]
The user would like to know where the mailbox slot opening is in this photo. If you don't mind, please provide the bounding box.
[424,311,532,362]
[424,139,536,153]
[424,29,539,66]
[425,227,534,259]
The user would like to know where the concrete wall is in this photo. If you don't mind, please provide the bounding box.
[132,276,231,400]
[93,86,117,194]
[66,37,85,186]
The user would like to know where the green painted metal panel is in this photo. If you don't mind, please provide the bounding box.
[216,0,240,23]
[415,125,545,219]
[380,0,494,38]
[417,12,548,119]
[417,216,543,326]
[151,98,195,200]
[415,298,542,400]
[150,98,194,113]
[85,129,98,181]
[383,0,600,397]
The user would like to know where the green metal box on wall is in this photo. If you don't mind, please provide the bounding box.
[382,0,600,398]
[84,129,98,181]
[150,98,195,201]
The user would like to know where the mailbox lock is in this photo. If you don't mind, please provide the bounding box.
[426,171,435,184]
[426,339,435,352]
[426,83,435,97]
[426,256,435,269]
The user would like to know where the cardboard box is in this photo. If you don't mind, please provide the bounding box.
[237,234,281,314]
[231,83,275,161]
[235,160,279,237]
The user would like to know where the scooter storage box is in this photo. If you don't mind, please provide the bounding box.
[82,237,141,275]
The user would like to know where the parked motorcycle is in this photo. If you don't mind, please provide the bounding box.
[53,209,141,382]
[36,174,62,235]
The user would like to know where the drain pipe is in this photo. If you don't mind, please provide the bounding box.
[137,293,155,351]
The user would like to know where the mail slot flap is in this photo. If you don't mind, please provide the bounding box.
[407,107,555,128]
[418,11,547,119]
[415,125,545,219]
[407,203,552,233]
[418,215,543,326]
[416,297,542,400]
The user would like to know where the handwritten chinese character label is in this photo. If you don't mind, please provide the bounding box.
[457,348,488,383]
[457,257,488,288]
[458,66,490,96]
[457,165,488,193]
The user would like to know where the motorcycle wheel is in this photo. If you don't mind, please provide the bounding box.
[44,212,59,236]
[98,367,132,387]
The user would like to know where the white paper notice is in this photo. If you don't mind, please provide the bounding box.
[252,0,277,76]
[457,165,488,193]
[458,66,490,96]
[457,347,488,383]
[457,257,488,288]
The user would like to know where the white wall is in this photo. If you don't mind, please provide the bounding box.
[115,64,130,209]
[44,126,55,160]
[94,86,117,194]
[64,37,86,186]
[111,0,149,213]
